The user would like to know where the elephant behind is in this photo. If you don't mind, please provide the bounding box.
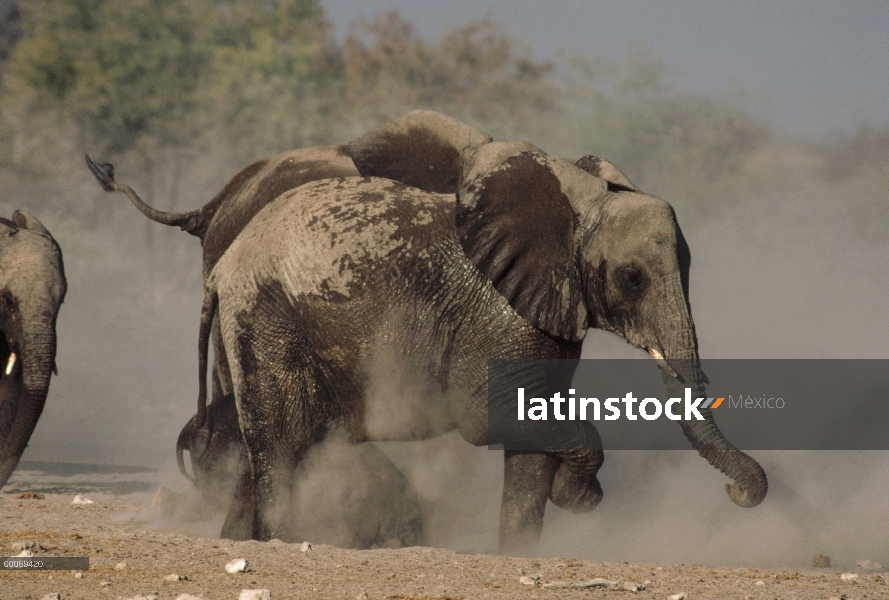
[176,394,423,549]
[0,211,66,488]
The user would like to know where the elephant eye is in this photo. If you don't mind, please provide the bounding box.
[616,265,649,297]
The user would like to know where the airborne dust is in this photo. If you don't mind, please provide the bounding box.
[3,82,888,573]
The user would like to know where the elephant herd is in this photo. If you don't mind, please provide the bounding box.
[0,110,767,553]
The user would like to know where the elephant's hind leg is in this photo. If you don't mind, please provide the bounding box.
[499,451,559,553]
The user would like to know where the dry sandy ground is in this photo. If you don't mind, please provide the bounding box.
[1,463,886,600]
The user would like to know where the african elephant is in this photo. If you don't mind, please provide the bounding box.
[86,111,639,478]
[197,116,767,550]
[175,394,422,548]
[0,211,67,488]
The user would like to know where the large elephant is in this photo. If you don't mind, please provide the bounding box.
[86,111,639,496]
[198,120,767,549]
[0,211,67,488]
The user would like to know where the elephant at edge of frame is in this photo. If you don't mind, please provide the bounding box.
[195,127,768,551]
[0,210,67,488]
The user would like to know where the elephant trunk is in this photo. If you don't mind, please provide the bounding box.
[0,322,56,488]
[653,279,767,508]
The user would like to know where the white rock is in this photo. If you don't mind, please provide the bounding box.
[669,593,687,600]
[754,579,766,586]
[572,578,618,588]
[840,572,859,581]
[299,541,312,552]
[225,557,249,573]
[99,580,111,586]
[519,574,541,585]
[15,550,34,557]
[239,590,272,600]
[73,571,83,578]
[164,573,184,581]
[39,594,60,600]
[115,561,128,570]
[622,581,642,592]
[71,494,94,505]
[856,559,884,571]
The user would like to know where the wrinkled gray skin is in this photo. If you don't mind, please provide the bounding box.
[86,112,637,497]
[198,112,767,552]
[0,211,66,488]
[176,395,422,549]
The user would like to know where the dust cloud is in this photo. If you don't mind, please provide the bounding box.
[3,119,887,569]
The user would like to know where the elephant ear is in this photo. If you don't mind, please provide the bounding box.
[457,151,593,341]
[347,110,492,193]
[11,210,52,236]
[575,155,639,192]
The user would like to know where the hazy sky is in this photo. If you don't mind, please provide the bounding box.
[322,1,889,136]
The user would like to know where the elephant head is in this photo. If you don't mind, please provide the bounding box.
[0,211,66,488]
[350,112,767,509]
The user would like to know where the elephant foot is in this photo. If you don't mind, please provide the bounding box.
[499,452,558,554]
[549,450,604,513]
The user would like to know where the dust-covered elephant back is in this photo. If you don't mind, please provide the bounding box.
[347,110,492,194]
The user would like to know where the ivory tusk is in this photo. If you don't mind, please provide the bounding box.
[646,347,683,382]
[5,352,16,375]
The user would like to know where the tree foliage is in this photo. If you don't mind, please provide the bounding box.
[0,1,773,219]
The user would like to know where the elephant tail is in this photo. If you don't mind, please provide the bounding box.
[84,154,205,236]
[196,285,218,431]
[176,417,198,484]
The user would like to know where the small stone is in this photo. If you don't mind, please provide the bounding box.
[239,590,271,600]
[745,595,754,600]
[164,573,183,582]
[669,594,687,600]
[813,554,831,568]
[519,574,540,586]
[39,594,60,600]
[115,561,127,570]
[572,579,618,588]
[622,581,641,592]
[225,558,249,573]
[856,559,883,571]
[16,550,34,557]
[299,541,312,552]
[73,572,83,579]
[71,494,94,505]
[11,540,37,551]
[16,491,45,499]
[754,579,766,586]
[356,593,368,600]
[840,572,859,581]
[99,580,110,587]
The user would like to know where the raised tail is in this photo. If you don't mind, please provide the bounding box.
[84,154,204,234]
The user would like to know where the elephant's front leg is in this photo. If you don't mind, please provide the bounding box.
[500,451,559,552]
